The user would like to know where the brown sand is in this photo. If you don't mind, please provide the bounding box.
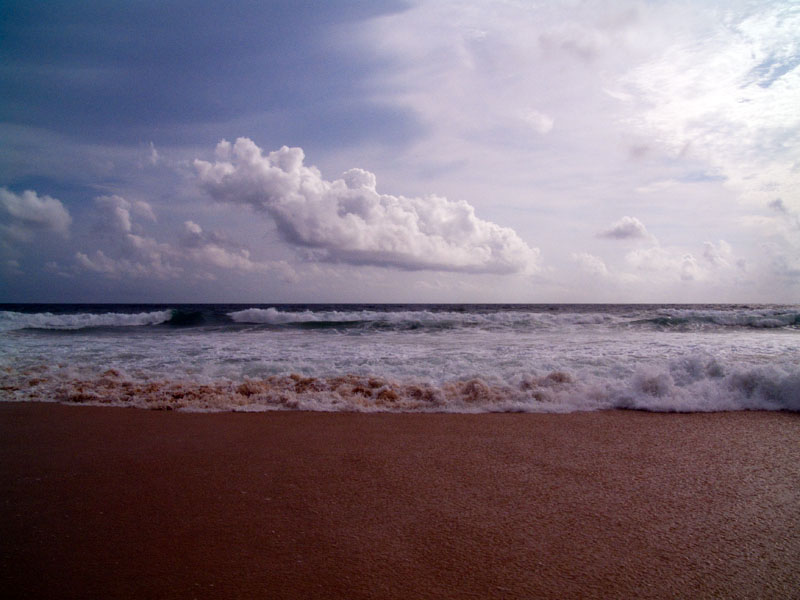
[1,403,798,599]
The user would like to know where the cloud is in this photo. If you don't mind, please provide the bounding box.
[625,240,743,284]
[1,1,416,148]
[76,232,181,280]
[75,249,163,278]
[80,195,197,279]
[75,194,296,281]
[742,202,800,290]
[4,1,797,303]
[3,258,22,275]
[148,142,159,166]
[538,22,609,62]
[768,198,787,214]
[93,195,156,234]
[634,179,678,194]
[0,187,72,243]
[571,252,609,277]
[597,216,652,240]
[702,240,743,270]
[521,109,554,134]
[621,2,800,210]
[180,220,297,280]
[194,138,540,274]
[625,247,700,281]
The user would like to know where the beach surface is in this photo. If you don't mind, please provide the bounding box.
[1,403,798,599]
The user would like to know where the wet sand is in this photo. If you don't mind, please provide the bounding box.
[1,402,798,599]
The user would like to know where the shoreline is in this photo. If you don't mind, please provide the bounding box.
[2,402,798,599]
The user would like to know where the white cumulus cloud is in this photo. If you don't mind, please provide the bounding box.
[0,187,72,243]
[194,138,540,274]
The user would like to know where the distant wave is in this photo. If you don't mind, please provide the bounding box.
[0,310,173,332]
[3,306,798,334]
[227,307,615,331]
[229,307,465,330]
[229,307,356,325]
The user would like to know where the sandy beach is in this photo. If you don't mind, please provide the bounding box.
[1,402,798,599]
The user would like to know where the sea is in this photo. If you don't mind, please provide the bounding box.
[1,304,798,413]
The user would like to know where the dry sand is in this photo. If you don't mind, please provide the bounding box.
[1,402,798,599]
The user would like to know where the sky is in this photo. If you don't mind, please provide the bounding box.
[1,0,798,303]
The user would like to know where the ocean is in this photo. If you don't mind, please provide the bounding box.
[1,304,798,413]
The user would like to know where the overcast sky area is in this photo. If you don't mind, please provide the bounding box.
[1,0,798,303]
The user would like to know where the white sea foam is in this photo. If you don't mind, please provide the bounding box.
[2,359,798,413]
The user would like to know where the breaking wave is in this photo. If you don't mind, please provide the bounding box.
[2,305,798,333]
[632,308,800,330]
[227,307,499,331]
[228,306,800,332]
[0,310,173,332]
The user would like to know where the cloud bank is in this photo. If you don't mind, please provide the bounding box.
[194,138,540,274]
[74,194,295,282]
